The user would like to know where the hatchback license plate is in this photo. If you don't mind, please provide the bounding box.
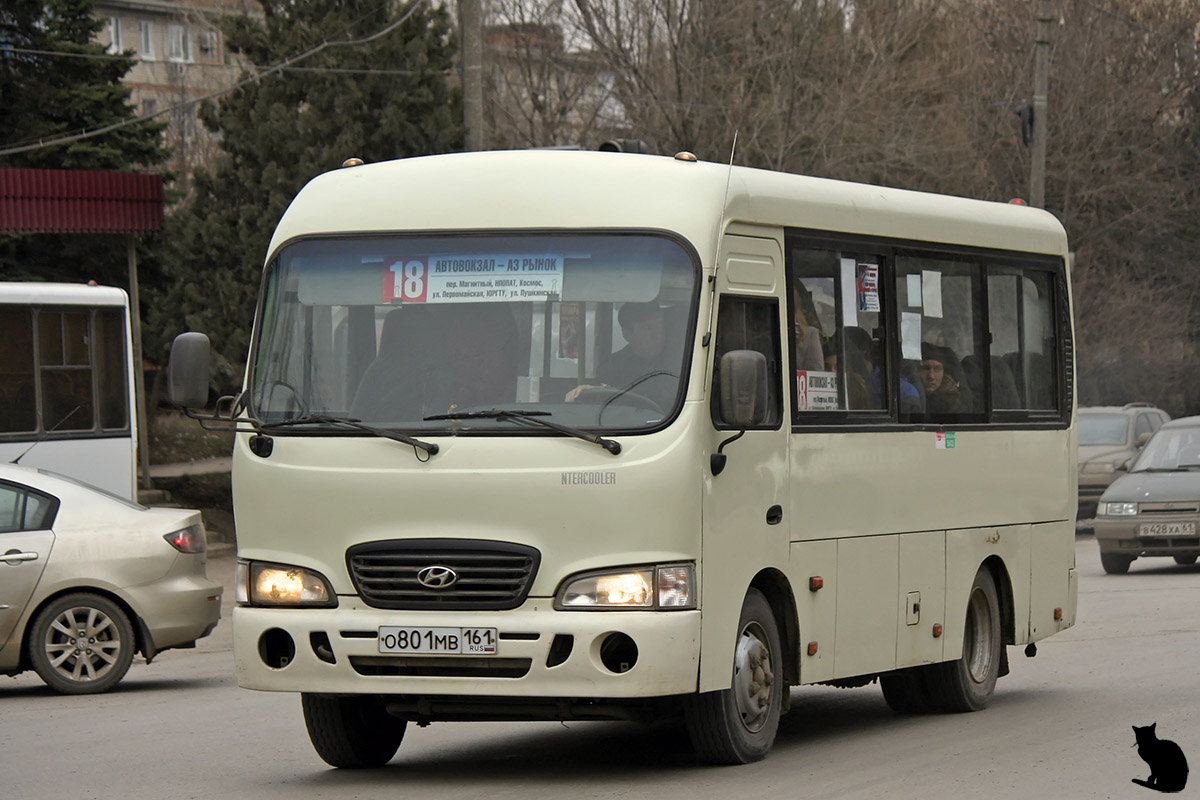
[1138,522,1196,537]
[378,626,497,655]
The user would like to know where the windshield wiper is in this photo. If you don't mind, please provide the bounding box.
[258,414,439,456]
[423,408,621,455]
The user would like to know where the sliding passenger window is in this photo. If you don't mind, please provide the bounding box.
[894,256,986,422]
[711,296,782,429]
[0,310,36,434]
[987,267,1058,412]
[789,246,889,418]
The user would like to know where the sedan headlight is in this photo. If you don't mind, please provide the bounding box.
[236,560,336,607]
[1101,502,1139,517]
[1082,462,1116,474]
[555,564,696,610]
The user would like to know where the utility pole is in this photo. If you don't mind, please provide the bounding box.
[459,0,485,151]
[1030,0,1054,208]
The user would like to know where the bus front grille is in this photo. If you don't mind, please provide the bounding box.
[346,539,540,610]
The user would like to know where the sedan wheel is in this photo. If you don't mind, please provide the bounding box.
[27,593,136,695]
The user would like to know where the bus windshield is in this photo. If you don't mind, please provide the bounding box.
[250,233,698,433]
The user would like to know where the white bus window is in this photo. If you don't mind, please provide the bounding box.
[895,257,986,421]
[988,268,1058,411]
[0,310,36,433]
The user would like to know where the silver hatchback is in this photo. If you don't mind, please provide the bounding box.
[0,464,222,693]
[1094,416,1200,574]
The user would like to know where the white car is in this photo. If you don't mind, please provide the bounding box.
[0,464,222,693]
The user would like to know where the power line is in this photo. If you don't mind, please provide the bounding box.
[0,0,429,157]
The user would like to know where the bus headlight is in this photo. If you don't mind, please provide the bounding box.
[555,564,695,610]
[236,560,337,607]
[1101,502,1138,517]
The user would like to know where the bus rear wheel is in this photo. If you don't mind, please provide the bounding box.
[301,693,406,768]
[683,589,783,764]
[924,568,1002,713]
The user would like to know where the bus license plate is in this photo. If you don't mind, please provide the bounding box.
[1138,522,1196,537]
[378,626,497,655]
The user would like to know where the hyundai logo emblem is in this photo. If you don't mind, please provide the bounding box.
[416,565,458,589]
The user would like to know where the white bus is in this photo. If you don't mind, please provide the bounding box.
[0,282,138,500]
[169,150,1078,766]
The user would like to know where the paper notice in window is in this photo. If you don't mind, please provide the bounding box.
[921,270,943,318]
[857,263,880,312]
[901,312,922,360]
[907,274,922,308]
[840,258,858,327]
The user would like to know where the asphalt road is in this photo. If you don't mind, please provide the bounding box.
[2,536,1197,800]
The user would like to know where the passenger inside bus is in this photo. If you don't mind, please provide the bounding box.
[919,343,974,414]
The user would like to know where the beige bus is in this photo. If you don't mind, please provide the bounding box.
[169,149,1078,767]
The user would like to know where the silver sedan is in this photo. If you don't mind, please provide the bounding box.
[0,464,222,693]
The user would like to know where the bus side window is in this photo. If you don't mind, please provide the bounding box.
[788,246,888,416]
[711,296,782,428]
[895,257,986,422]
[987,267,1058,412]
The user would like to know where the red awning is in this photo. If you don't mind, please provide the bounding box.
[0,168,163,234]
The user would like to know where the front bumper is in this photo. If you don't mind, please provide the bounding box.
[232,598,701,699]
[1093,517,1200,557]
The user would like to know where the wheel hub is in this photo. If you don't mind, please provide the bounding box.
[732,623,775,732]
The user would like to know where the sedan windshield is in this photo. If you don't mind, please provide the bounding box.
[1131,427,1200,472]
[250,234,697,433]
[1078,414,1129,446]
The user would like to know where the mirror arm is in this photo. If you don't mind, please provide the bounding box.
[710,429,746,476]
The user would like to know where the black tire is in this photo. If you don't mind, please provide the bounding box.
[684,589,783,764]
[924,569,1002,713]
[1100,552,1135,574]
[880,667,935,714]
[27,593,136,695]
[301,693,406,768]
[1173,555,1197,566]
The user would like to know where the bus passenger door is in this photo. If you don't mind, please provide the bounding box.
[698,235,790,693]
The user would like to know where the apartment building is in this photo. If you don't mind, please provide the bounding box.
[95,0,260,186]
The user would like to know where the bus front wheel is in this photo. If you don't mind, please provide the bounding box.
[924,568,1002,713]
[301,693,406,768]
[683,588,783,764]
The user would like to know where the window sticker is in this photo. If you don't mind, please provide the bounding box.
[857,262,880,312]
[384,254,565,304]
[921,269,943,318]
[840,257,858,327]
[907,274,922,308]
[797,370,839,411]
[901,311,923,360]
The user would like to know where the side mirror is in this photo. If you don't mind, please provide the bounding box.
[718,349,768,429]
[1136,432,1153,448]
[167,332,212,409]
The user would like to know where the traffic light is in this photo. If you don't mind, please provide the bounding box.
[598,139,649,154]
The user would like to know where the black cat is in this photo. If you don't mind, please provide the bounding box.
[1132,723,1189,793]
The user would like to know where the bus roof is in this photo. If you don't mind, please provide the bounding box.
[0,281,128,307]
[269,150,1068,262]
